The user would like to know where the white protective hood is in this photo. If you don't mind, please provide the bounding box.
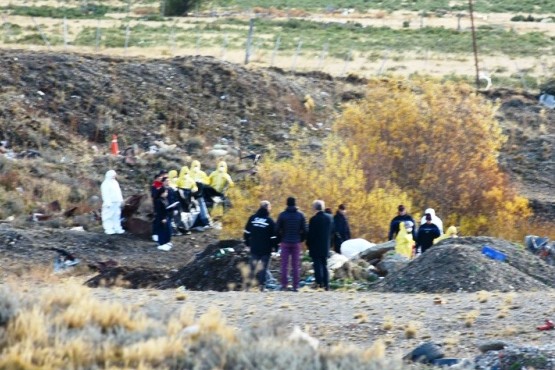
[101,170,123,205]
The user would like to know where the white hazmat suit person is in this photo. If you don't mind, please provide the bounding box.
[420,208,443,235]
[101,170,124,234]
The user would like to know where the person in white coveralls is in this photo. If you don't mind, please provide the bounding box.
[101,169,125,235]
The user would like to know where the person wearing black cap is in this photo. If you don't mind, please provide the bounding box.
[276,196,307,292]
[243,200,278,291]
[388,204,416,240]
[416,213,441,254]
[333,204,351,254]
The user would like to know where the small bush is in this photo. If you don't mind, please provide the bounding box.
[0,287,18,326]
[163,0,201,16]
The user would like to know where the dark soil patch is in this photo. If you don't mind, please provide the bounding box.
[375,237,555,293]
[156,239,250,291]
[84,266,171,289]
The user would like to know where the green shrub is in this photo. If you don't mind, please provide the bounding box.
[163,0,202,16]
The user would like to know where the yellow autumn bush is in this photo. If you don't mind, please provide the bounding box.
[333,77,532,238]
[223,77,534,242]
[222,138,411,241]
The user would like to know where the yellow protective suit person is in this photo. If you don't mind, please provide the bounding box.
[208,161,234,194]
[167,170,178,189]
[190,160,209,184]
[395,221,415,259]
[433,225,458,244]
[176,166,198,192]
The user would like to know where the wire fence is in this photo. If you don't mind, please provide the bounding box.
[1,5,553,87]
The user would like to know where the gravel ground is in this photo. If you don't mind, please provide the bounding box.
[78,286,555,361]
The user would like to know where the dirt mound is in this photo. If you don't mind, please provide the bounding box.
[84,266,171,289]
[375,237,555,293]
[482,88,555,220]
[156,239,249,291]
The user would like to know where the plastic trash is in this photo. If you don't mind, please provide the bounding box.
[481,245,507,261]
[432,358,462,367]
[341,238,375,259]
[537,319,555,331]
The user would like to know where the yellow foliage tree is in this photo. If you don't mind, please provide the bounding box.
[222,138,411,241]
[333,77,531,237]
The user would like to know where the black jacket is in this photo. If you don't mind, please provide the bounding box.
[307,211,334,258]
[243,208,278,255]
[154,197,170,223]
[416,222,441,249]
[388,214,416,240]
[333,211,351,244]
[276,206,307,244]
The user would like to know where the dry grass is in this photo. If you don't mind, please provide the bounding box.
[0,284,408,369]
[476,290,491,303]
[353,312,368,324]
[404,321,420,339]
[382,315,394,331]
[464,310,480,327]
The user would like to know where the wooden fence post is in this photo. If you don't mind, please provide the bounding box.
[270,35,280,66]
[124,22,131,56]
[244,18,255,65]
[31,17,51,50]
[291,39,302,72]
[95,19,101,52]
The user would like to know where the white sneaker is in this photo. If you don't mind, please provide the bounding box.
[157,243,172,251]
[115,230,125,234]
[152,235,159,242]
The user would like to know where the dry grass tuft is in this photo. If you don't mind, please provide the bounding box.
[167,304,196,336]
[404,321,420,339]
[443,333,460,348]
[464,310,480,327]
[198,307,236,342]
[122,336,185,366]
[382,315,394,331]
[501,326,518,337]
[496,307,509,319]
[175,293,188,301]
[362,338,386,360]
[353,312,368,324]
[476,290,490,303]
[7,306,49,345]
[503,292,517,305]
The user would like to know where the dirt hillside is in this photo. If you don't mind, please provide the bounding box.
[0,50,552,220]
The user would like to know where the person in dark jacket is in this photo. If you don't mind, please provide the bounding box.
[276,197,307,292]
[153,186,174,251]
[416,213,441,253]
[333,203,351,254]
[150,170,167,242]
[243,200,278,291]
[388,204,416,240]
[307,200,334,290]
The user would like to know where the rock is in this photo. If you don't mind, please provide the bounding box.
[477,340,511,353]
[328,253,348,270]
[376,253,409,275]
[358,240,395,260]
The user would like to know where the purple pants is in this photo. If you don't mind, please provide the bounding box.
[280,242,301,290]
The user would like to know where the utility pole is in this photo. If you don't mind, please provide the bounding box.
[468,0,480,89]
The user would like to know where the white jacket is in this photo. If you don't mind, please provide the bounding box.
[420,208,443,234]
[101,170,123,206]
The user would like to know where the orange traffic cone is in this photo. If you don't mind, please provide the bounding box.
[110,134,119,155]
